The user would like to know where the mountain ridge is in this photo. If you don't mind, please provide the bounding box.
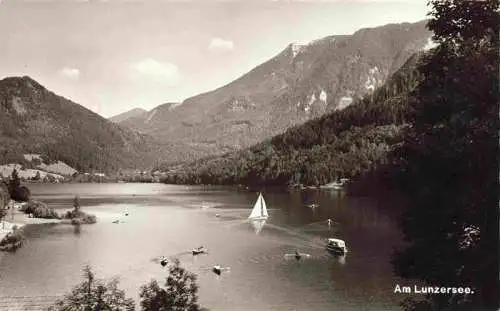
[116,20,431,161]
[159,51,425,186]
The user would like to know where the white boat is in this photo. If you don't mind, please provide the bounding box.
[320,180,346,190]
[248,193,268,221]
[326,238,348,255]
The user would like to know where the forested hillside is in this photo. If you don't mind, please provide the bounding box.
[160,52,423,187]
[0,76,207,172]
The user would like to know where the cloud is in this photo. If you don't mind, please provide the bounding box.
[208,37,234,52]
[58,67,80,80]
[132,58,180,85]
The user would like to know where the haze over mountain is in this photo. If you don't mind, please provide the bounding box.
[109,108,148,124]
[114,20,432,161]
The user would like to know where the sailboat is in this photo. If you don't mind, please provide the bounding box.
[248,193,269,221]
[249,193,268,234]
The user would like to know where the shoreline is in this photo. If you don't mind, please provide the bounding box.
[0,202,61,250]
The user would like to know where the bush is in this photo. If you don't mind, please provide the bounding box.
[63,195,97,224]
[22,200,60,219]
[81,213,97,224]
[63,209,85,219]
[0,229,25,252]
[64,211,96,224]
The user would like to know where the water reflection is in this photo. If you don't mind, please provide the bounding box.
[73,224,81,235]
[250,219,267,234]
[330,253,347,265]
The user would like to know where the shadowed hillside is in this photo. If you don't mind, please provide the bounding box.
[0,77,217,172]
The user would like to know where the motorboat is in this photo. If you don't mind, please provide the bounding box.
[320,178,350,190]
[326,238,348,255]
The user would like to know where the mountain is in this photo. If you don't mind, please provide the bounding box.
[117,20,432,161]
[116,102,181,132]
[159,51,424,187]
[109,108,148,124]
[0,76,209,172]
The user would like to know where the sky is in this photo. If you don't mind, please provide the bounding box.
[0,0,429,118]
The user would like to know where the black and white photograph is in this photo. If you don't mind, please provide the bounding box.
[0,0,498,310]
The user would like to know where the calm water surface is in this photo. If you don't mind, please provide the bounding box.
[0,183,407,311]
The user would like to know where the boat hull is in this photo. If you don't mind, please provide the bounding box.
[249,216,268,221]
[326,245,347,255]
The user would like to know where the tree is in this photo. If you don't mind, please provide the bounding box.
[49,265,135,311]
[6,169,31,202]
[0,182,10,229]
[73,195,81,213]
[0,208,7,230]
[8,169,20,195]
[392,1,499,310]
[139,259,200,311]
[12,186,30,202]
[0,181,9,209]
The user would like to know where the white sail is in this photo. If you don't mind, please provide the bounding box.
[248,193,268,219]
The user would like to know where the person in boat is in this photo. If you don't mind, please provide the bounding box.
[294,250,301,261]
[327,219,332,229]
[192,246,206,255]
[160,257,168,267]
[212,265,222,275]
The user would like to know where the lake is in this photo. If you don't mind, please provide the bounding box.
[0,183,407,311]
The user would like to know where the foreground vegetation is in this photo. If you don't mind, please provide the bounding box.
[49,260,208,311]
[389,1,498,311]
